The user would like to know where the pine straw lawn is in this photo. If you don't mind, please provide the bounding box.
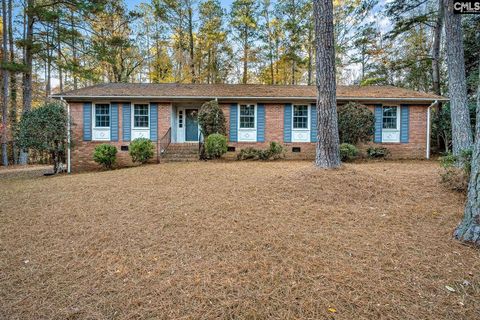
[1,161,479,320]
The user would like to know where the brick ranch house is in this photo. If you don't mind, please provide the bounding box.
[52,83,446,171]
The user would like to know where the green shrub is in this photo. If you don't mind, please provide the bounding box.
[267,142,284,160]
[205,134,228,159]
[198,100,227,137]
[237,147,260,160]
[237,142,284,161]
[93,144,117,169]
[339,143,358,162]
[439,152,457,169]
[15,102,69,173]
[129,138,154,164]
[367,146,390,159]
[338,102,375,145]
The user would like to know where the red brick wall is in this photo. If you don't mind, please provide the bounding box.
[70,101,429,170]
[220,103,428,160]
[69,102,171,171]
[359,105,428,159]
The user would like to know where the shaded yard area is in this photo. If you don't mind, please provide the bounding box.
[1,161,479,319]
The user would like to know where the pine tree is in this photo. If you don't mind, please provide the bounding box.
[314,0,341,168]
[230,0,259,84]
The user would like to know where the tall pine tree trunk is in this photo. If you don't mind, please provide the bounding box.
[432,0,443,96]
[454,65,480,245]
[8,0,17,164]
[443,0,472,157]
[187,5,195,83]
[19,0,35,165]
[243,32,248,84]
[2,0,9,167]
[432,0,444,150]
[313,0,340,168]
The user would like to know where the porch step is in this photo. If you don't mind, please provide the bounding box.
[161,144,199,162]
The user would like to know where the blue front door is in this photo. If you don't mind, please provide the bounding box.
[185,109,199,141]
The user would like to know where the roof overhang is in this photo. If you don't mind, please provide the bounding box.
[52,95,448,103]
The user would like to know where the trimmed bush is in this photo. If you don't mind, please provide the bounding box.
[340,143,358,162]
[367,146,390,159]
[237,142,284,161]
[93,144,117,169]
[198,100,227,137]
[15,102,69,173]
[338,102,375,145]
[205,134,228,159]
[129,138,154,164]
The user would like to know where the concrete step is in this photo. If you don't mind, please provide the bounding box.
[160,144,200,162]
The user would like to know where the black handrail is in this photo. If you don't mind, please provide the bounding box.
[157,127,172,163]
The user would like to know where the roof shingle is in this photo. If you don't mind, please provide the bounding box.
[53,83,446,102]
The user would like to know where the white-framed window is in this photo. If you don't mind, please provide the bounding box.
[238,103,257,142]
[239,104,256,129]
[382,106,401,143]
[133,104,149,128]
[92,103,111,141]
[293,105,309,130]
[131,103,151,140]
[94,104,110,128]
[291,104,311,142]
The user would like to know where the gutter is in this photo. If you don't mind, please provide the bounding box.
[52,95,448,103]
[426,100,439,160]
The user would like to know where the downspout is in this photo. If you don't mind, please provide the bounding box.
[60,97,71,174]
[426,100,438,160]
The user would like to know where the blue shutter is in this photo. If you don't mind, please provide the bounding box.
[150,103,158,141]
[310,103,317,143]
[374,105,383,143]
[83,102,92,141]
[122,103,131,141]
[257,104,265,142]
[111,103,119,141]
[229,104,238,142]
[400,105,410,143]
[284,104,292,143]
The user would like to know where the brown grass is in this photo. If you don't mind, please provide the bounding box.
[0,161,479,319]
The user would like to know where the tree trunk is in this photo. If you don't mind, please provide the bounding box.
[307,23,313,85]
[57,14,63,92]
[1,0,9,166]
[443,0,473,157]
[187,5,195,83]
[70,9,78,90]
[313,0,341,169]
[243,31,248,84]
[432,0,443,96]
[8,0,17,164]
[19,0,35,165]
[454,65,480,245]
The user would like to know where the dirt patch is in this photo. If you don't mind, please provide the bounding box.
[0,161,478,319]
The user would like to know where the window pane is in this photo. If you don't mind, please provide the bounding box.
[240,105,255,128]
[293,105,309,129]
[134,105,149,128]
[382,106,397,129]
[95,104,110,127]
